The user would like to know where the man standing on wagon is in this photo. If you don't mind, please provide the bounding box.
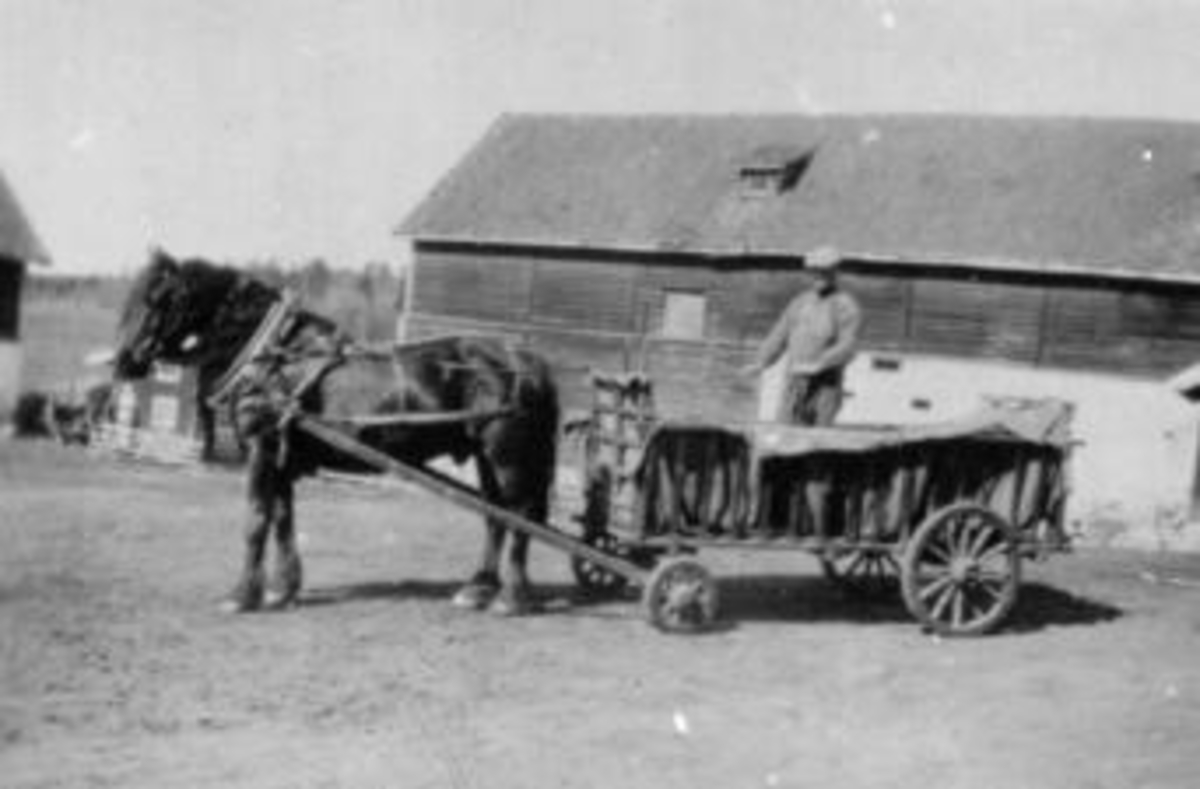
[740,246,862,426]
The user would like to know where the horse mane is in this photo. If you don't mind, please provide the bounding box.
[123,249,282,369]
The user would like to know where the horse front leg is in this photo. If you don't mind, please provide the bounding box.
[222,439,275,613]
[264,471,303,610]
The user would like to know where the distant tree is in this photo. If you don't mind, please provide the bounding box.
[301,258,332,301]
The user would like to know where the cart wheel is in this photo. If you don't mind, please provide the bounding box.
[901,504,1021,637]
[642,557,719,633]
[820,548,901,599]
[571,532,631,597]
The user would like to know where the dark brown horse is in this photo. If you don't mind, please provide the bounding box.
[113,249,559,616]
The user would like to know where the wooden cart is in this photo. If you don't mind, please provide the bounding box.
[569,373,1074,636]
[291,363,1072,636]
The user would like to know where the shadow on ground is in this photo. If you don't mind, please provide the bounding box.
[297,575,1123,635]
[713,575,1123,634]
[299,579,614,613]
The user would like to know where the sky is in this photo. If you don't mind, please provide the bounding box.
[3,0,1200,274]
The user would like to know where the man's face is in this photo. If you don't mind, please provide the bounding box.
[814,269,837,294]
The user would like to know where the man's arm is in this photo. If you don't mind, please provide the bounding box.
[744,299,794,375]
[812,294,861,373]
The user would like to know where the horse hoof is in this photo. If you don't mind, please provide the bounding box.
[488,594,533,618]
[263,591,299,611]
[218,598,259,615]
[452,584,498,611]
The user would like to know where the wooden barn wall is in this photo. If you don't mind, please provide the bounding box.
[409,243,1200,419]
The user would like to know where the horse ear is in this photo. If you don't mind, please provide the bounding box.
[147,244,177,271]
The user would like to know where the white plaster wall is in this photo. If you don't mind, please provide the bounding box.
[0,341,21,420]
[759,351,1200,551]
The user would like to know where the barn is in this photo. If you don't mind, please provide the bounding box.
[397,113,1200,549]
[0,170,51,419]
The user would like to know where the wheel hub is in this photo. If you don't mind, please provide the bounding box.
[949,557,977,584]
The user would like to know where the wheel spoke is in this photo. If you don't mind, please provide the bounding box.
[919,573,954,602]
[950,586,965,626]
[922,541,953,566]
[843,552,868,578]
[929,581,957,621]
[975,568,1011,585]
[968,522,995,557]
[976,541,1010,566]
[954,516,975,557]
[873,556,890,582]
[972,578,1004,604]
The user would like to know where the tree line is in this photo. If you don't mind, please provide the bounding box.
[27,258,407,343]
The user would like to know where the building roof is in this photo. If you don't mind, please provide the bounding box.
[398,113,1200,282]
[0,171,50,266]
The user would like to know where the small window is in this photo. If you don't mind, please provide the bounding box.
[660,291,707,340]
[149,395,180,432]
[154,364,184,385]
[740,168,780,197]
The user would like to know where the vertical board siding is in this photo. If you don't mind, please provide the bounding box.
[404,314,528,347]
[717,270,811,342]
[909,278,1042,362]
[530,259,636,331]
[412,250,532,322]
[643,341,758,423]
[839,272,909,350]
[1043,284,1200,374]
[411,245,1200,408]
[524,327,632,412]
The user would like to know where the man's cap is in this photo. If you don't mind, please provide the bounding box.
[806,245,843,270]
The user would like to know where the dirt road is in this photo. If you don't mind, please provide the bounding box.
[2,441,1200,788]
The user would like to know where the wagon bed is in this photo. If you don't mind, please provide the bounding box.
[572,374,1074,635]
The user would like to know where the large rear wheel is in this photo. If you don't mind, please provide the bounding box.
[901,504,1021,637]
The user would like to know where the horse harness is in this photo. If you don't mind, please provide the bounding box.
[205,297,527,461]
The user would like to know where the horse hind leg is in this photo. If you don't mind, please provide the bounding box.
[488,472,549,619]
[489,522,535,618]
[451,462,505,611]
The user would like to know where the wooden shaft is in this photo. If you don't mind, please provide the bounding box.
[330,407,514,427]
[295,415,648,584]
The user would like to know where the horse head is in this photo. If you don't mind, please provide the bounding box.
[113,247,240,379]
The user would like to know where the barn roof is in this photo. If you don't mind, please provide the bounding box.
[398,113,1200,282]
[0,171,50,266]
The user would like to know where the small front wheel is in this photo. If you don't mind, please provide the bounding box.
[642,557,719,633]
[901,504,1021,637]
[571,532,631,597]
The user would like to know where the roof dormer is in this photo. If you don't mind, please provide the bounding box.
[737,146,814,197]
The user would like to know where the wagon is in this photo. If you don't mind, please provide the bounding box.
[298,369,1073,636]
[566,373,1074,636]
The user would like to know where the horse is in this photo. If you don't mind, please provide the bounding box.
[112,248,560,616]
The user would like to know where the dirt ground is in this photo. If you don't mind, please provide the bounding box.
[3,441,1200,789]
